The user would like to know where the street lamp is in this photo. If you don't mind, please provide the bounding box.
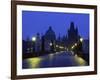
[56,45,58,47]
[32,37,36,52]
[71,45,74,49]
[80,38,83,42]
[75,43,77,46]
[32,37,36,42]
[50,43,52,46]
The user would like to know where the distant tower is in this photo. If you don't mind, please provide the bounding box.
[58,33,61,42]
[41,35,45,52]
[44,26,56,52]
[35,33,41,52]
[44,26,56,41]
[68,22,76,40]
[67,22,79,48]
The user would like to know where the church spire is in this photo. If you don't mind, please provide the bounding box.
[70,22,75,30]
[58,33,61,41]
[49,26,52,30]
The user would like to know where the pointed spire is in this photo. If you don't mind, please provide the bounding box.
[49,26,52,30]
[70,22,75,30]
[45,26,56,41]
[76,27,78,33]
[58,33,61,40]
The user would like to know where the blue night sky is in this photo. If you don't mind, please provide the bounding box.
[22,11,89,40]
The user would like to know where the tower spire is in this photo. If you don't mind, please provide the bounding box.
[70,22,75,30]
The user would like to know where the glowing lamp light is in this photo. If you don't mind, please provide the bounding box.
[32,37,36,42]
[50,43,52,46]
[80,38,83,42]
[56,45,58,47]
[71,45,75,49]
[27,57,42,68]
[59,46,64,49]
[71,46,74,49]
[75,43,77,46]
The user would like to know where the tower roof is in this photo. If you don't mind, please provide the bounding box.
[70,22,75,30]
[45,26,56,40]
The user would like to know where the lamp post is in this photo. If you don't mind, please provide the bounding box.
[32,37,36,52]
[80,38,83,42]
[77,37,83,57]
[71,38,83,56]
